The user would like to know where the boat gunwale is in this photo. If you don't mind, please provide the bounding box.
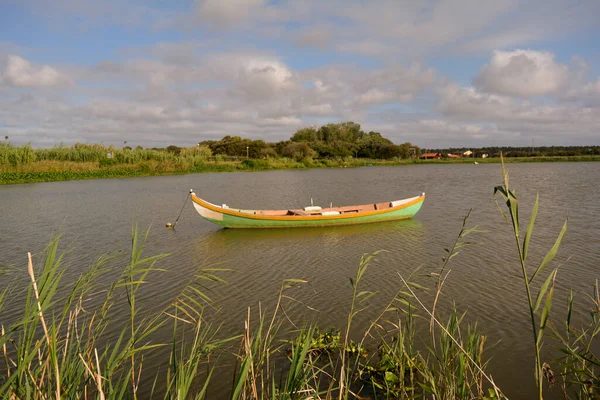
[190,193,425,221]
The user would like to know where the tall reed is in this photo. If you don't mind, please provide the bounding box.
[551,283,600,398]
[0,226,229,399]
[0,222,501,399]
[494,154,567,399]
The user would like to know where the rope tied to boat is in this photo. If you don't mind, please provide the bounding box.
[168,189,193,229]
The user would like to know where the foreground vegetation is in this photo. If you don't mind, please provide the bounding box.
[1,163,598,399]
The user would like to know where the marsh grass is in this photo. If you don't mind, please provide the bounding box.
[4,141,599,185]
[550,284,600,398]
[1,221,500,399]
[0,226,231,399]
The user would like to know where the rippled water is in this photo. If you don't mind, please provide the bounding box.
[1,162,599,398]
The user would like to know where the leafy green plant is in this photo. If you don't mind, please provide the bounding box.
[494,154,567,399]
[287,328,342,356]
[552,284,600,398]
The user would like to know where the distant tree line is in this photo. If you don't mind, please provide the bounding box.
[194,122,421,161]
[161,122,600,161]
[426,146,600,158]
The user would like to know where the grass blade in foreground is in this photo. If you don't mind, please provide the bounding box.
[493,154,567,400]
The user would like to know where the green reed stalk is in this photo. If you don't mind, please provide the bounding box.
[124,225,169,399]
[494,154,567,399]
[26,251,61,399]
[338,251,382,400]
[429,209,483,348]
[0,225,231,399]
[551,283,600,397]
[397,273,502,398]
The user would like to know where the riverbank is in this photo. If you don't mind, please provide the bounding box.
[2,155,600,184]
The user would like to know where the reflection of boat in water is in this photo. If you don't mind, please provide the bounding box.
[199,218,424,242]
[190,191,425,229]
[191,218,426,260]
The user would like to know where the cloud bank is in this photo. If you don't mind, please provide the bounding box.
[1,0,599,147]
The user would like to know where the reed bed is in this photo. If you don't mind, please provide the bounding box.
[0,143,211,169]
[0,229,498,399]
[3,142,599,185]
[1,163,598,399]
[0,143,314,183]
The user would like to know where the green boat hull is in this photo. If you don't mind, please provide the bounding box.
[191,194,425,229]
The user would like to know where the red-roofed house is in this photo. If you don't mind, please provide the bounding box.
[420,153,442,160]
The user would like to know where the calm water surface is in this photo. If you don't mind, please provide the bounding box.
[1,163,599,398]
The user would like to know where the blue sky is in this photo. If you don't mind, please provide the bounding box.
[1,0,599,148]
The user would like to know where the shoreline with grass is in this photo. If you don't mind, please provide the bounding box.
[3,154,600,185]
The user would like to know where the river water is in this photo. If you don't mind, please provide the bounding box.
[1,163,599,398]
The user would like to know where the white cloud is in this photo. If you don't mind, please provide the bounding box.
[358,89,397,105]
[236,58,296,99]
[301,103,333,115]
[435,82,600,144]
[255,116,302,127]
[293,27,331,49]
[583,79,600,95]
[454,32,541,54]
[2,44,599,148]
[336,41,397,57]
[417,119,487,139]
[564,78,600,107]
[194,0,269,29]
[474,50,569,98]
[16,0,600,58]
[2,0,600,148]
[1,55,68,88]
[301,63,437,110]
[0,52,443,147]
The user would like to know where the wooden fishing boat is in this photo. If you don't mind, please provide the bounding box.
[190,190,425,229]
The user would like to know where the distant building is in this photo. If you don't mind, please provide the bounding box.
[447,154,461,158]
[420,153,442,160]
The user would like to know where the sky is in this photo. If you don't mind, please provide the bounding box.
[1,0,599,148]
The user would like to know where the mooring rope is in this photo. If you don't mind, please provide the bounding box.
[172,189,192,228]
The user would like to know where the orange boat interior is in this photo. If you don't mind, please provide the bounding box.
[236,201,394,217]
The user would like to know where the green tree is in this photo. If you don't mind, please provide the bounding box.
[356,132,394,158]
[166,145,181,155]
[282,142,316,161]
[247,139,269,158]
[259,147,278,159]
[291,127,319,142]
